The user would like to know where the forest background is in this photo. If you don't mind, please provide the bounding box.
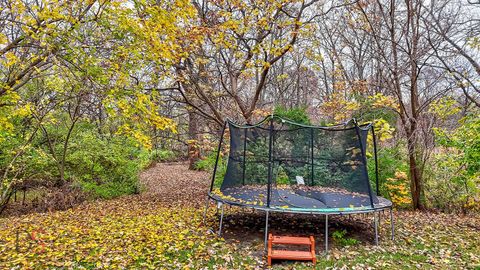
[1,0,479,215]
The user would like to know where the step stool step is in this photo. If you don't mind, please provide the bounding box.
[271,235,312,245]
[267,234,316,266]
[270,250,315,260]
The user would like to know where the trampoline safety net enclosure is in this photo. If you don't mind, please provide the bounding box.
[209,115,392,213]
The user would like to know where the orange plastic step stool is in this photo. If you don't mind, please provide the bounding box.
[267,234,316,266]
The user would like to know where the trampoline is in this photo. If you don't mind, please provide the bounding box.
[204,115,394,252]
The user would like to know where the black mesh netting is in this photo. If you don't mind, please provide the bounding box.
[213,116,380,211]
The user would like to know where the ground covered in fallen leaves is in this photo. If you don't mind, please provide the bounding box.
[1,162,479,269]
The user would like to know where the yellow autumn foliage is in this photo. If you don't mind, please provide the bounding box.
[385,170,412,207]
[0,198,254,269]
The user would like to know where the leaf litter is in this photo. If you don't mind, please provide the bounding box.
[0,162,478,269]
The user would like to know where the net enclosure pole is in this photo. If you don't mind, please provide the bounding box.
[205,121,227,224]
[310,128,314,186]
[209,121,227,193]
[266,116,274,208]
[353,119,375,208]
[242,128,247,185]
[371,125,380,196]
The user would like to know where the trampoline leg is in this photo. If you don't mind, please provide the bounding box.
[264,211,269,251]
[325,215,329,254]
[203,196,210,223]
[218,203,224,236]
[373,212,379,245]
[390,207,395,241]
[378,210,381,227]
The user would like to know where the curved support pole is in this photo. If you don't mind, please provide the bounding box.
[353,119,375,208]
[371,125,380,196]
[264,211,270,251]
[210,121,227,192]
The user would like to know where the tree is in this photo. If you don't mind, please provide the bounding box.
[425,0,480,107]
[175,0,325,125]
[0,0,200,211]
[353,0,442,209]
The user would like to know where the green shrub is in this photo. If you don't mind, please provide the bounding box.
[332,229,359,247]
[194,151,219,171]
[66,130,147,199]
[426,112,480,212]
[1,118,153,204]
[273,106,311,125]
[276,166,290,185]
[367,144,409,199]
[149,149,177,162]
[80,180,139,199]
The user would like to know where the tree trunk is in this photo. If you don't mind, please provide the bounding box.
[406,127,423,210]
[406,0,424,210]
[58,118,78,186]
[187,110,200,170]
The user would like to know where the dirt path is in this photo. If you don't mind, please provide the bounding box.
[139,162,210,207]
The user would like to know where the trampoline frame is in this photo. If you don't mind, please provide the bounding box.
[204,115,395,253]
[204,194,394,253]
